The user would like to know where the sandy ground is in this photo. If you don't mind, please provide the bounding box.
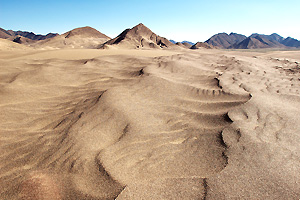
[0,47,300,199]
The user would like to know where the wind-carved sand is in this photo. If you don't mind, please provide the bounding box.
[0,46,300,199]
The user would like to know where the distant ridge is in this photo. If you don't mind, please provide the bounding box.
[13,31,58,40]
[206,32,300,49]
[101,23,176,49]
[282,37,300,48]
[2,25,300,50]
[0,28,58,42]
[170,40,195,46]
[230,34,285,49]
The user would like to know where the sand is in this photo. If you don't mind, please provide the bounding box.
[0,46,300,199]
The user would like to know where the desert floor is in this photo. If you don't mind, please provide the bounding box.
[0,47,300,199]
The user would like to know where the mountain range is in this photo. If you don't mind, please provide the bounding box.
[1,24,299,49]
[206,32,300,49]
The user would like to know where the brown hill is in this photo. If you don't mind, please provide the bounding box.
[33,26,111,49]
[13,31,58,40]
[62,26,110,39]
[101,23,176,49]
[190,42,214,49]
[0,28,13,39]
[175,42,192,49]
[182,42,193,48]
[0,38,30,50]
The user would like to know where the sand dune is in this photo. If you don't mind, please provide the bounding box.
[0,46,300,199]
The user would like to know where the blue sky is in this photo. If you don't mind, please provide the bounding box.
[1,0,299,42]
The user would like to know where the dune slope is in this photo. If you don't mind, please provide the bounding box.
[0,48,300,199]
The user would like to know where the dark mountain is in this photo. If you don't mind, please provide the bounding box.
[0,27,58,44]
[269,33,284,43]
[13,31,58,40]
[170,40,176,44]
[230,35,285,49]
[281,37,300,48]
[101,23,176,49]
[205,33,247,48]
[250,33,284,43]
[230,37,267,49]
[205,32,300,49]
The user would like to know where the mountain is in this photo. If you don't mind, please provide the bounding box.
[62,26,109,39]
[230,33,289,49]
[33,26,111,49]
[101,23,176,49]
[170,40,176,44]
[230,37,268,49]
[250,33,284,43]
[229,34,285,49]
[205,33,247,48]
[206,32,300,49]
[190,42,214,49]
[281,37,300,48]
[268,33,284,43]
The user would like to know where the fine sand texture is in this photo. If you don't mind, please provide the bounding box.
[0,47,300,199]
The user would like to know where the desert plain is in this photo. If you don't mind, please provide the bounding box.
[0,25,300,200]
